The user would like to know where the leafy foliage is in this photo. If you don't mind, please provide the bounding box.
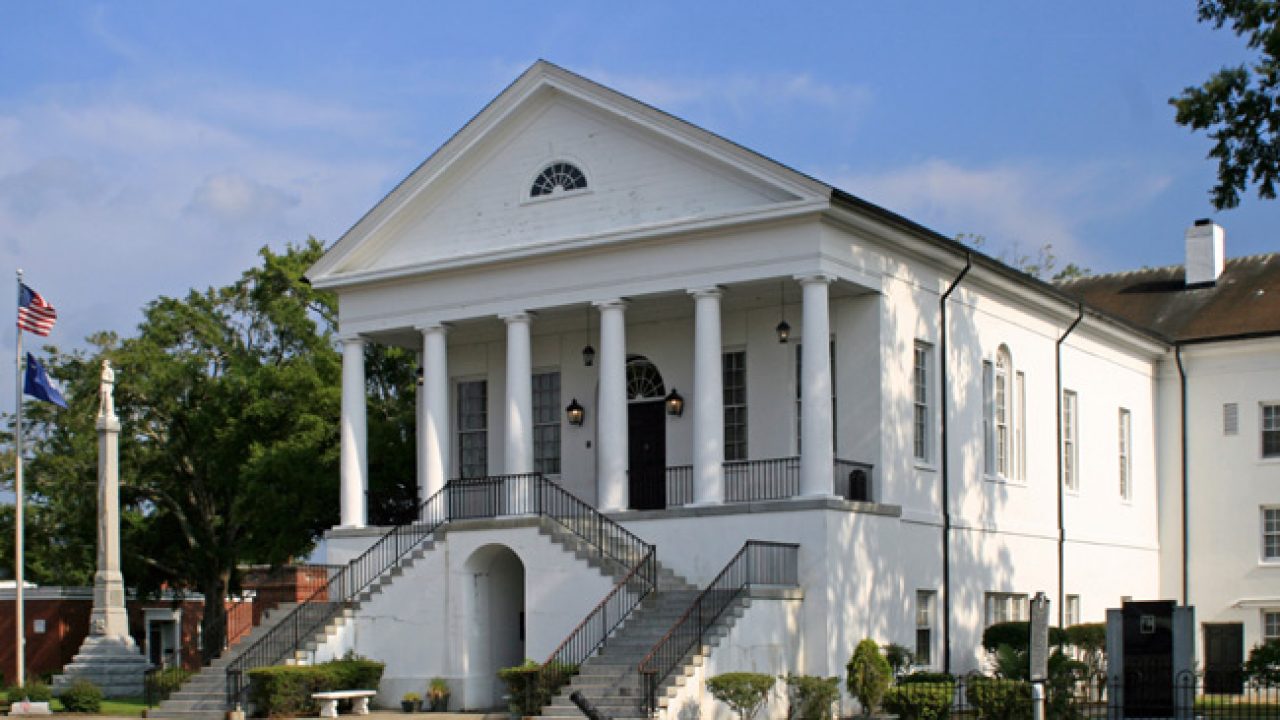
[964,676,1031,720]
[706,672,776,720]
[882,681,954,720]
[497,660,576,716]
[1064,623,1107,681]
[882,643,914,679]
[4,239,417,661]
[956,234,1090,282]
[783,674,839,720]
[1171,0,1280,209]
[846,639,891,716]
[57,679,103,713]
[247,657,385,718]
[1246,640,1280,687]
[5,682,52,703]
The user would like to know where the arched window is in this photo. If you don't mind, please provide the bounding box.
[625,356,665,400]
[530,162,587,198]
[995,346,1012,478]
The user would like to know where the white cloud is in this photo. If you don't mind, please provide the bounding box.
[830,158,1173,269]
[186,173,300,225]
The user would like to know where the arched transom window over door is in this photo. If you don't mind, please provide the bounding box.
[626,356,665,401]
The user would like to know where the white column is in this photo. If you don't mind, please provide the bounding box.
[798,274,835,498]
[415,350,425,502]
[503,312,534,514]
[421,324,450,500]
[596,299,629,512]
[93,360,129,639]
[690,287,725,505]
[340,335,368,527]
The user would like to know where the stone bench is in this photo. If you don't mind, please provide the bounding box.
[312,690,376,718]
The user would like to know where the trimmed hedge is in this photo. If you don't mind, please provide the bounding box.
[980,622,1068,654]
[247,657,386,718]
[964,676,1031,720]
[707,672,776,720]
[783,674,839,720]
[497,660,577,716]
[5,682,52,703]
[882,682,954,720]
[57,679,103,713]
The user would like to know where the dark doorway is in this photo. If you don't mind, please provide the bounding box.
[1203,623,1245,694]
[628,401,666,510]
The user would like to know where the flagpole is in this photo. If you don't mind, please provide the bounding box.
[13,269,24,688]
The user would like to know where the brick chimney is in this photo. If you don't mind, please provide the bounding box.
[1185,218,1225,286]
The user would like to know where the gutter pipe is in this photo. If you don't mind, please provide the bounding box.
[1055,304,1084,631]
[939,252,971,674]
[1175,345,1189,606]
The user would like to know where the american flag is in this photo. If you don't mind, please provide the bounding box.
[18,283,57,336]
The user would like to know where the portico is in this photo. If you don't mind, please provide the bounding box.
[333,271,876,528]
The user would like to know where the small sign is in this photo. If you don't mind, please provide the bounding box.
[33,619,45,634]
[1029,592,1050,682]
[1141,614,1156,634]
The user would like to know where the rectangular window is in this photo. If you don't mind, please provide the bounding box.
[795,341,836,454]
[995,364,1009,477]
[1264,507,1280,561]
[1066,595,1081,628]
[457,380,487,479]
[985,592,1029,626]
[1017,371,1026,481]
[913,342,931,462]
[1264,403,1280,458]
[1119,408,1132,499]
[1063,390,1079,492]
[983,361,994,475]
[916,590,936,666]
[532,371,561,476]
[1264,611,1280,643]
[723,351,747,461]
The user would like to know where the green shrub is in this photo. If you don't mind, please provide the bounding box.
[846,639,891,716]
[964,676,1031,720]
[783,674,838,720]
[247,657,386,718]
[57,679,103,713]
[882,682,954,720]
[1246,641,1280,687]
[6,681,52,703]
[980,622,1068,655]
[883,643,914,679]
[146,667,194,703]
[707,672,776,720]
[497,660,577,716]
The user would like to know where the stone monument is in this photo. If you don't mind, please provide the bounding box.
[52,361,149,697]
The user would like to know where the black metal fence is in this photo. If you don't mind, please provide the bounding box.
[639,540,800,714]
[876,672,1280,720]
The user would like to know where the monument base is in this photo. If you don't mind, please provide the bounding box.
[51,634,149,698]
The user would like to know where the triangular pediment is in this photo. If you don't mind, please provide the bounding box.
[309,62,831,287]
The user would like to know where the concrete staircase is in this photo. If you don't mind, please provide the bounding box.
[147,602,300,720]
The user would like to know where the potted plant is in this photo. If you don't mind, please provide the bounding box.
[427,678,450,712]
[401,692,422,713]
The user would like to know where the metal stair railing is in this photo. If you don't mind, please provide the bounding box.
[224,480,457,707]
[224,473,655,709]
[637,540,800,714]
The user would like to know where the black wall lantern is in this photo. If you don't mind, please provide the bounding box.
[664,389,685,417]
[582,344,596,367]
[416,366,425,386]
[775,281,790,343]
[565,398,585,426]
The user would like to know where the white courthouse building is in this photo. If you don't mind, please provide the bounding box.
[253,62,1275,718]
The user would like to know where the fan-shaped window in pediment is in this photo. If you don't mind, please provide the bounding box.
[626,356,665,400]
[530,162,588,198]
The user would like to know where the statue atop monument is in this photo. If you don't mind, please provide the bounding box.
[97,360,117,428]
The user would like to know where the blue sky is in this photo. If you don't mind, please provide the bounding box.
[2,2,1277,397]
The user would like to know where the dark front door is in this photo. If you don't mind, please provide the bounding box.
[1203,623,1245,694]
[628,401,666,510]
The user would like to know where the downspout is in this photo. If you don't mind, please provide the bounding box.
[1055,304,1084,631]
[939,252,970,674]
[1175,345,1188,606]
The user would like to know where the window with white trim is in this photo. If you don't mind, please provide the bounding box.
[1066,595,1081,628]
[1118,408,1132,499]
[913,342,932,463]
[533,371,561,476]
[1264,611,1280,643]
[1264,403,1280,458]
[995,346,1012,478]
[1016,371,1026,481]
[457,380,487,479]
[1264,507,1280,562]
[723,351,747,462]
[985,592,1029,626]
[983,360,994,475]
[916,590,936,666]
[1063,390,1079,492]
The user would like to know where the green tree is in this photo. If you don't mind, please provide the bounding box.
[1171,0,1280,209]
[846,639,891,717]
[5,238,418,660]
[707,673,776,720]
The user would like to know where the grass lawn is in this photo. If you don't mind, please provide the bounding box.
[45,697,148,716]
